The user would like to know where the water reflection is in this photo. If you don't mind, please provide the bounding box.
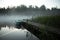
[26,32,34,40]
[0,26,39,40]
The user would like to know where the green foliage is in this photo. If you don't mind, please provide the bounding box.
[32,16,60,28]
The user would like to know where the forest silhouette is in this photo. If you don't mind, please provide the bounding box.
[0,5,60,16]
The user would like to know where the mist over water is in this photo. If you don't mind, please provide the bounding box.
[0,4,60,40]
[0,15,31,22]
[0,14,40,40]
[0,14,32,27]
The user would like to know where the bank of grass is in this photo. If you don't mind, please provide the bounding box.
[32,15,60,28]
[32,15,60,40]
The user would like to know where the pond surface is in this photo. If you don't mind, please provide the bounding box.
[0,26,39,40]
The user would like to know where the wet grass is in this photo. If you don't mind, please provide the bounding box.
[32,15,60,28]
[31,15,60,40]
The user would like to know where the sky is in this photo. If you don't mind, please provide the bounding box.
[0,0,60,9]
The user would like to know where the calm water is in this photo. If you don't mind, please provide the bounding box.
[0,26,39,40]
[0,15,39,40]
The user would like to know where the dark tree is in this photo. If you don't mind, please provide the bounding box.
[40,5,46,11]
[29,5,33,9]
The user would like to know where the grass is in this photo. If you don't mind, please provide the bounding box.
[32,15,60,28]
[31,15,60,40]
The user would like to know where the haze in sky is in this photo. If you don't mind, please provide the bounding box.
[0,0,60,9]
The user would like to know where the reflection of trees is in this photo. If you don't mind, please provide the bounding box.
[0,22,15,30]
[0,25,14,31]
[0,27,1,30]
[26,31,33,40]
[26,32,29,38]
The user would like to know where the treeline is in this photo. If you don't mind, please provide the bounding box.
[0,5,60,15]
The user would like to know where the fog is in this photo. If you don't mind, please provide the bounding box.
[0,14,32,27]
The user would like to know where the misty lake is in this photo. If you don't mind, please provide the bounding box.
[0,15,39,40]
[0,26,39,40]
